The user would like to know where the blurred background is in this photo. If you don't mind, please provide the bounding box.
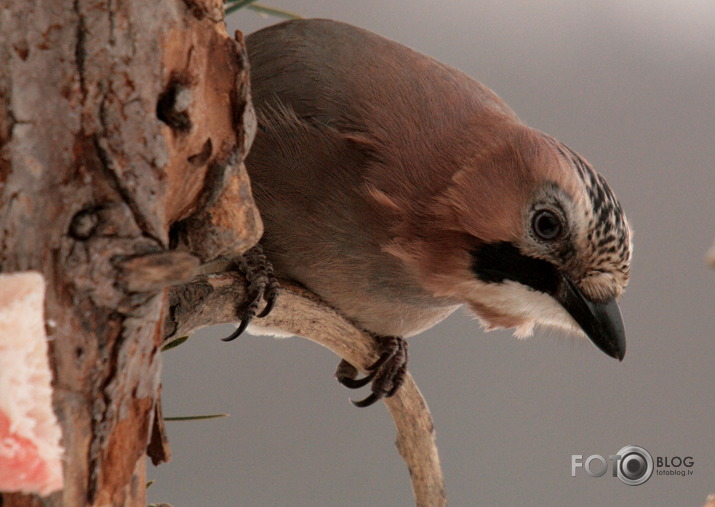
[148,2,715,505]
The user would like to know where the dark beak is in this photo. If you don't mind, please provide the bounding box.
[558,277,626,361]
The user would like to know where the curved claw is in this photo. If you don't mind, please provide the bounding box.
[221,319,249,342]
[337,335,408,408]
[335,359,375,389]
[338,372,375,389]
[222,245,280,344]
[257,296,277,318]
[366,352,388,371]
[350,393,381,408]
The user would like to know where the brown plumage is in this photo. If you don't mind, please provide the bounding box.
[241,19,632,406]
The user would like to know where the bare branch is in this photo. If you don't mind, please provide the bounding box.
[165,274,447,507]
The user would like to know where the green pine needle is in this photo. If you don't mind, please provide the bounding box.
[161,335,190,352]
[225,0,260,16]
[164,413,230,422]
[224,0,302,19]
[247,4,302,19]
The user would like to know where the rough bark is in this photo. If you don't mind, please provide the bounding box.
[0,0,259,504]
[165,275,447,507]
[2,1,446,504]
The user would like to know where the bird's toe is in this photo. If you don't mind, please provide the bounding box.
[341,335,409,408]
[220,245,280,342]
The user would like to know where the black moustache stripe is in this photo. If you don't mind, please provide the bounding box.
[471,242,560,295]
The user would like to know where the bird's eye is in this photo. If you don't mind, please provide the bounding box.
[532,210,562,241]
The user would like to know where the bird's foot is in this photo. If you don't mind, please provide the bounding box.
[221,245,279,342]
[335,335,408,408]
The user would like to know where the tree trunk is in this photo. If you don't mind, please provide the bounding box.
[0,0,259,504]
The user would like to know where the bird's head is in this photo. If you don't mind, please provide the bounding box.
[384,124,632,359]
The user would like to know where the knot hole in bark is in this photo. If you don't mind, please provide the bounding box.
[156,72,194,133]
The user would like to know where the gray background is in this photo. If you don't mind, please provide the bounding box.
[148,2,715,506]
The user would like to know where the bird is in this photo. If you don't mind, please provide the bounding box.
[230,19,632,407]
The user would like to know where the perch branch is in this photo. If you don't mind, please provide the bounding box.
[165,273,446,507]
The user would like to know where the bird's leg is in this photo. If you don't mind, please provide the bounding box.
[335,335,409,407]
[221,245,280,342]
